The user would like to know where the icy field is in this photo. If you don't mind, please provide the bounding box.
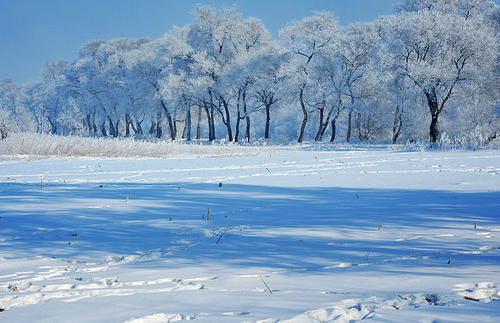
[0,146,499,322]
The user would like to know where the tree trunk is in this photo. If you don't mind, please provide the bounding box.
[315,105,325,142]
[392,105,403,144]
[204,104,216,141]
[173,115,178,140]
[86,114,93,136]
[265,104,271,139]
[149,121,157,137]
[49,119,57,134]
[101,121,107,137]
[185,106,191,141]
[125,115,131,137]
[156,120,162,139]
[346,110,352,143]
[107,117,116,137]
[182,121,187,139]
[129,116,138,135]
[86,111,97,136]
[315,123,327,142]
[160,100,175,140]
[155,111,162,139]
[52,98,59,134]
[209,91,215,141]
[114,119,119,137]
[207,90,216,141]
[425,89,440,143]
[33,115,39,133]
[210,107,216,141]
[91,111,97,136]
[243,90,250,143]
[221,98,233,142]
[298,87,308,143]
[330,119,336,142]
[207,105,216,141]
[429,114,439,143]
[315,99,337,142]
[235,109,241,143]
[356,112,365,142]
[235,89,241,143]
[246,116,251,143]
[135,120,143,136]
[204,105,212,141]
[318,114,337,142]
[109,118,115,137]
[196,106,202,139]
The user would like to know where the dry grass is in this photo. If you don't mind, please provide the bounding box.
[0,133,265,158]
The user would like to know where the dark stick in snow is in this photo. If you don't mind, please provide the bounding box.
[260,276,272,293]
[216,228,228,244]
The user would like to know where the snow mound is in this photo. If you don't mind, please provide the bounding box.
[125,313,196,323]
[455,282,500,303]
[280,299,375,323]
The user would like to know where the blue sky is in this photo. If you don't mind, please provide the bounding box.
[0,0,398,83]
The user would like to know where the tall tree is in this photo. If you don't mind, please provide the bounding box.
[378,9,497,142]
[280,12,341,143]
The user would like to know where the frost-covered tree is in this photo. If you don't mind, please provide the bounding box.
[398,0,496,19]
[73,38,153,137]
[2,4,498,145]
[0,109,11,139]
[379,9,497,142]
[383,75,423,144]
[280,12,341,143]
[0,79,36,133]
[22,82,50,133]
[223,53,255,143]
[227,43,290,142]
[310,22,378,142]
[352,75,393,142]
[40,60,70,134]
[253,46,291,140]
[0,79,19,118]
[340,23,379,143]
[57,96,84,135]
[188,7,270,141]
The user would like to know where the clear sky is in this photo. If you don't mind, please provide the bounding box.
[0,0,399,84]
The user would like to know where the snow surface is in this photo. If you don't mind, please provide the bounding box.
[0,146,499,322]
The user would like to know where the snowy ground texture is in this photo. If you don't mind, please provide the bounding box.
[0,145,499,322]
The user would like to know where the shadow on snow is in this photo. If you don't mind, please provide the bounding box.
[0,181,499,274]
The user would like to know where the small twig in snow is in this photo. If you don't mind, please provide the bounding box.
[216,228,228,244]
[464,296,479,302]
[260,276,272,294]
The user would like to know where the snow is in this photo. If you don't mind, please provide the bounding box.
[0,146,499,322]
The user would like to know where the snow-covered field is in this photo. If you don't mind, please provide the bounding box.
[0,146,499,322]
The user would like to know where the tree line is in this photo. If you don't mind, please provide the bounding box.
[1,0,499,144]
